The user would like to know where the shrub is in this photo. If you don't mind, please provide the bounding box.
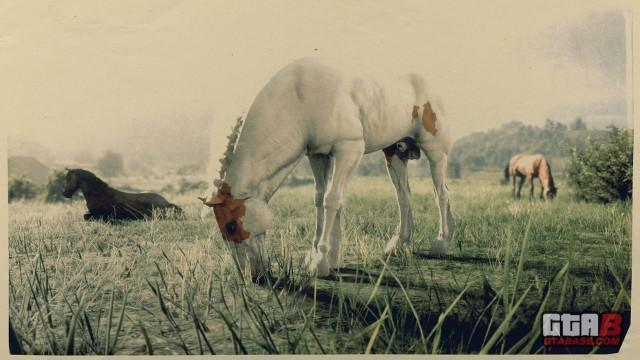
[8,176,40,202]
[568,127,633,203]
[45,169,68,202]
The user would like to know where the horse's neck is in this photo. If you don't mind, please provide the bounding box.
[79,181,112,203]
[223,126,305,201]
[538,159,553,190]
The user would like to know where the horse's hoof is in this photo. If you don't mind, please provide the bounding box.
[308,252,331,277]
[384,235,410,255]
[327,250,339,269]
[429,239,449,256]
[304,249,316,267]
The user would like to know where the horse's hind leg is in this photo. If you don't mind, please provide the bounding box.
[384,152,414,255]
[423,149,454,256]
[308,140,364,277]
[305,154,331,267]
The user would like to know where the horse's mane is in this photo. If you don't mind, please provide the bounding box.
[214,115,245,189]
[71,169,109,189]
[543,158,556,191]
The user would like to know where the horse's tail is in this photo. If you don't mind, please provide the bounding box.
[501,163,510,185]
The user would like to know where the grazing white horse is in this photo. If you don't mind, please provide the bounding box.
[200,58,454,278]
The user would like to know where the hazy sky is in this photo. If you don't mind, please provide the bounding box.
[1,1,629,166]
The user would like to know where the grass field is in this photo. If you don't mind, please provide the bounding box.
[8,171,632,354]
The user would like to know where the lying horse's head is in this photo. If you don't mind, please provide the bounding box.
[63,168,107,198]
[62,169,81,198]
[199,182,272,277]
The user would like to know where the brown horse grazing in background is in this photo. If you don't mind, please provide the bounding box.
[62,169,182,221]
[503,154,557,201]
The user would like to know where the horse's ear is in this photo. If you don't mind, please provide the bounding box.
[198,195,224,207]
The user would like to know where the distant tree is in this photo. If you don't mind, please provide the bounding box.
[544,118,568,132]
[448,159,462,179]
[570,117,587,131]
[96,150,124,178]
[45,169,73,202]
[568,127,632,203]
[449,120,607,172]
[8,176,39,202]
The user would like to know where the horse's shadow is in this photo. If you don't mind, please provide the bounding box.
[411,251,495,265]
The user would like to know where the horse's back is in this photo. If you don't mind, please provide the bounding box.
[248,57,437,154]
[117,191,180,211]
[509,154,545,176]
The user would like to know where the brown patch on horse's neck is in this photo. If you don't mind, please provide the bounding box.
[421,102,438,136]
[204,182,251,243]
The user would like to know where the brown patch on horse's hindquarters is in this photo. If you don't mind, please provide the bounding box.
[421,102,438,136]
[204,183,250,243]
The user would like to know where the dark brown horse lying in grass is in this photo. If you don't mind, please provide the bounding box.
[503,154,557,201]
[62,168,181,221]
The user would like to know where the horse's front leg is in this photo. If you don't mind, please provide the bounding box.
[384,153,414,255]
[516,176,525,198]
[425,150,454,256]
[528,175,534,202]
[308,140,364,277]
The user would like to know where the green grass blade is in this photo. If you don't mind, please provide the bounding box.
[109,288,128,353]
[105,286,115,355]
[64,293,86,355]
[480,283,533,354]
[518,262,570,354]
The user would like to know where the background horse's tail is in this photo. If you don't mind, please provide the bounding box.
[501,163,510,185]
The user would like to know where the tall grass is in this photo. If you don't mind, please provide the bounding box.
[8,172,631,354]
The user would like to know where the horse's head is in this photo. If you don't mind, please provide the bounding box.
[544,186,557,201]
[62,169,81,198]
[199,182,272,278]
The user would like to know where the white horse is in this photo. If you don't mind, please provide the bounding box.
[200,58,454,278]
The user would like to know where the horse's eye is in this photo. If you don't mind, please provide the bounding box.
[225,220,238,234]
